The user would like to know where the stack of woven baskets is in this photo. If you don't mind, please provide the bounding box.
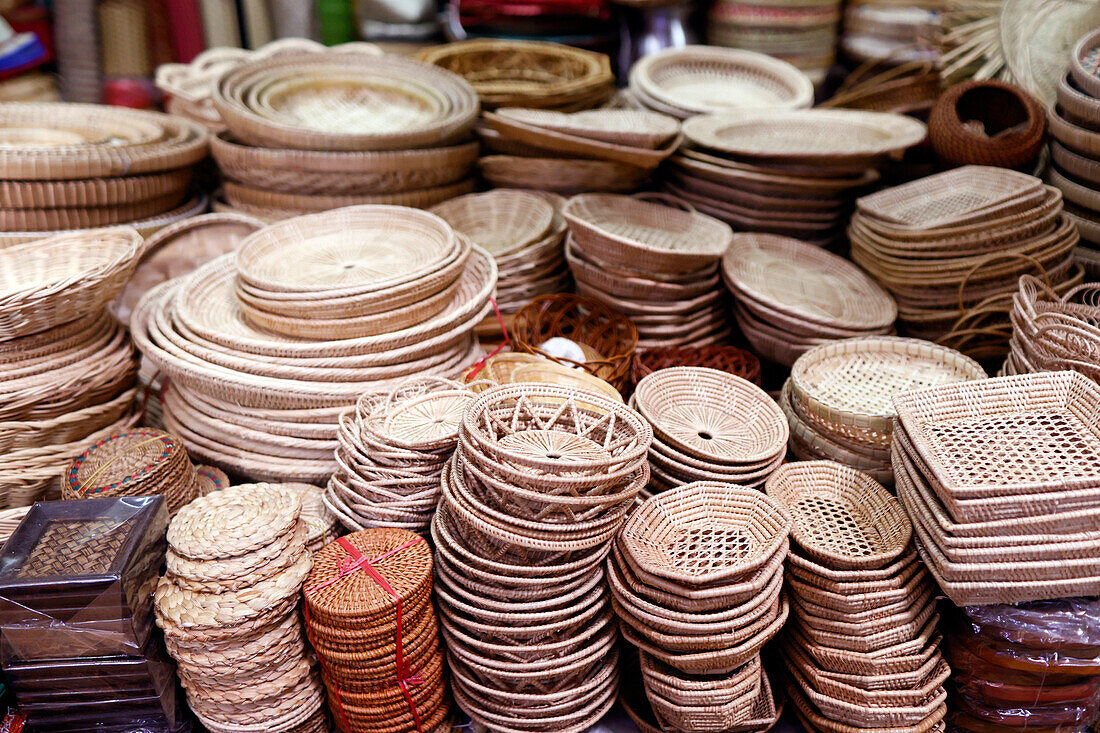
[207,50,480,221]
[477,109,680,194]
[706,0,843,83]
[0,228,143,508]
[416,39,615,111]
[632,367,788,499]
[632,345,762,390]
[132,206,495,485]
[945,599,1100,733]
[1050,28,1100,270]
[511,293,639,393]
[781,337,986,484]
[667,109,924,244]
[564,194,734,348]
[327,377,473,535]
[610,483,790,733]
[849,166,1082,360]
[628,46,814,119]
[722,234,897,367]
[0,103,207,246]
[1004,275,1100,381]
[431,190,569,314]
[433,383,650,732]
[303,527,450,733]
[767,461,950,733]
[155,484,327,733]
[62,428,225,515]
[893,371,1100,605]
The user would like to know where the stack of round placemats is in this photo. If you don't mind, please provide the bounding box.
[668,109,925,244]
[155,484,327,733]
[1003,275,1100,381]
[303,528,450,733]
[628,46,814,119]
[632,367,788,499]
[565,193,734,348]
[62,428,223,515]
[0,103,208,246]
[327,377,473,535]
[207,51,479,220]
[722,233,897,367]
[431,190,569,314]
[610,482,789,733]
[767,461,949,733]
[415,39,615,111]
[434,383,650,733]
[1049,31,1100,267]
[781,337,985,483]
[849,165,1082,359]
[281,483,340,554]
[707,0,843,83]
[0,228,144,507]
[131,206,496,485]
[477,109,680,194]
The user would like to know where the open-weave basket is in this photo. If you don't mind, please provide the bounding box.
[511,294,638,392]
[632,346,761,387]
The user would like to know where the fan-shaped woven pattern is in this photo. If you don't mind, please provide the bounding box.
[629,46,814,116]
[682,109,927,162]
[892,371,1100,496]
[383,388,475,451]
[633,367,788,463]
[430,190,553,257]
[620,482,791,584]
[236,206,458,295]
[791,337,987,433]
[0,227,144,341]
[167,483,302,560]
[496,431,614,466]
[722,233,896,332]
[765,460,912,569]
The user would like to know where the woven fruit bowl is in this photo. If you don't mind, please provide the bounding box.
[511,294,638,392]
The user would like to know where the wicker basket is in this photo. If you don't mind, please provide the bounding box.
[632,345,761,387]
[928,80,1045,170]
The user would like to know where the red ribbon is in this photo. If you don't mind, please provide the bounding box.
[304,536,427,733]
[464,297,510,381]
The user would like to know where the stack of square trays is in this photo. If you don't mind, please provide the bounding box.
[0,496,188,732]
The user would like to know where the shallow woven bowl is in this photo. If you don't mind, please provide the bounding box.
[620,481,791,586]
[511,294,639,391]
[430,190,554,258]
[765,460,912,570]
[564,194,733,274]
[928,80,1045,170]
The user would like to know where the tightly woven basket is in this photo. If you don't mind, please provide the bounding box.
[928,80,1046,170]
[511,294,638,392]
[632,345,761,387]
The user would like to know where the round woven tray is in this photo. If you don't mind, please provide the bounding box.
[430,190,554,258]
[479,156,651,195]
[494,108,680,150]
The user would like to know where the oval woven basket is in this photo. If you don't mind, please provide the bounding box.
[510,294,639,391]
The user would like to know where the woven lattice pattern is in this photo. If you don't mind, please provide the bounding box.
[19,518,135,576]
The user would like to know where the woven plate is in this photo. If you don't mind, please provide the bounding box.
[765,461,912,570]
[430,190,554,257]
[683,109,927,163]
[722,233,896,332]
[621,481,790,585]
[565,193,733,273]
[166,483,302,560]
[0,227,143,341]
[790,337,987,436]
[235,205,458,296]
[629,46,814,117]
[212,53,478,151]
[634,366,788,464]
[494,108,679,149]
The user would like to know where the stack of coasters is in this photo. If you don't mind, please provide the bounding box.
[0,496,188,732]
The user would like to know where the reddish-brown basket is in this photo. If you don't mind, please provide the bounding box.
[631,345,761,388]
[511,294,638,392]
[927,80,1045,170]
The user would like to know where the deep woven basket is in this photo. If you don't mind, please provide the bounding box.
[511,294,638,392]
[928,80,1045,170]
[631,345,761,388]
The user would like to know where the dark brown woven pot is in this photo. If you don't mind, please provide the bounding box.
[928,80,1045,170]
[631,345,762,388]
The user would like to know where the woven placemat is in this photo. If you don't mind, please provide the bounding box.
[167,483,302,561]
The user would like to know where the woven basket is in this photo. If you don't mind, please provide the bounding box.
[494,108,680,150]
[928,80,1045,170]
[631,345,761,387]
[511,294,638,391]
[479,156,651,195]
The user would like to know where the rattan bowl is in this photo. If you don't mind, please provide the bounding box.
[928,80,1045,170]
[632,345,761,387]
